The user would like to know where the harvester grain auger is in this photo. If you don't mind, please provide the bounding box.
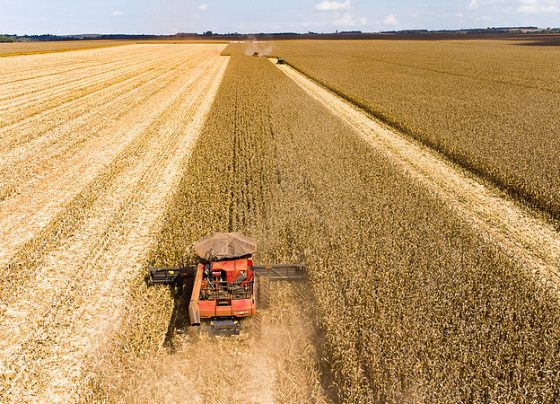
[146,232,306,336]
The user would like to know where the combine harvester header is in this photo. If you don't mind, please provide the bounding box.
[146,232,306,335]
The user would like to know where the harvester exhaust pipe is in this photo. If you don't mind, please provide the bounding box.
[189,265,203,326]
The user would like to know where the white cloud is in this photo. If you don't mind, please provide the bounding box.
[517,0,559,13]
[111,11,124,17]
[315,0,352,11]
[334,13,366,27]
[468,0,479,9]
[383,14,398,26]
[312,0,365,29]
[456,11,465,17]
[198,4,208,11]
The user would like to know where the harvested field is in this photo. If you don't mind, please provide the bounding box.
[0,40,125,57]
[92,55,560,403]
[0,43,228,401]
[262,40,560,220]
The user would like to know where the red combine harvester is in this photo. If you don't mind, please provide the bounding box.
[146,232,306,335]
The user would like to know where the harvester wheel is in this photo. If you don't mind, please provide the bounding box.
[257,274,270,309]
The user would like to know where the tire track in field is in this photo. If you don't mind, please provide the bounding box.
[0,48,114,83]
[0,45,201,104]
[0,46,139,89]
[0,51,184,154]
[0,49,153,108]
[0,55,125,100]
[0,41,124,59]
[0,63,198,299]
[0,49,208,201]
[0,59,110,87]
[0,47,229,402]
[0,48,216,268]
[275,60,560,293]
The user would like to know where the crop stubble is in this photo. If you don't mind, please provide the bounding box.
[0,40,125,57]
[0,44,228,401]
[0,47,213,266]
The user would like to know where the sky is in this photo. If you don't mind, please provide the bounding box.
[1,0,559,35]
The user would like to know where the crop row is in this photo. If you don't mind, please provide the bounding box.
[268,39,560,221]
[0,40,125,57]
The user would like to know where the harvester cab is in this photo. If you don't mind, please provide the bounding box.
[146,232,306,336]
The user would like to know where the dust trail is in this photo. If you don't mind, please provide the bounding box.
[242,37,273,56]
[94,283,330,403]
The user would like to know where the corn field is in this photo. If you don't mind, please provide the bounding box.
[270,39,560,221]
[1,40,559,403]
[92,55,560,402]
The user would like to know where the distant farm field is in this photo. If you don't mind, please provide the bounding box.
[267,39,560,219]
[0,40,126,56]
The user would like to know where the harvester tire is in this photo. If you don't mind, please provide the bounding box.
[257,274,270,309]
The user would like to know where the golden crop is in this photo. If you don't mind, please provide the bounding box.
[0,44,229,400]
[100,54,560,402]
[9,40,551,401]
[271,39,560,221]
[0,40,125,57]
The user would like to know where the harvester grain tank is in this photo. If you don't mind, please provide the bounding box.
[146,232,306,335]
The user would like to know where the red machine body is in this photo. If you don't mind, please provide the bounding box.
[188,258,257,326]
[146,233,306,335]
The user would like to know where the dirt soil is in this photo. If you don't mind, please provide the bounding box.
[274,60,560,294]
[0,44,228,402]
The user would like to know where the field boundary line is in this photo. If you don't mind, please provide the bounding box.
[273,59,560,295]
